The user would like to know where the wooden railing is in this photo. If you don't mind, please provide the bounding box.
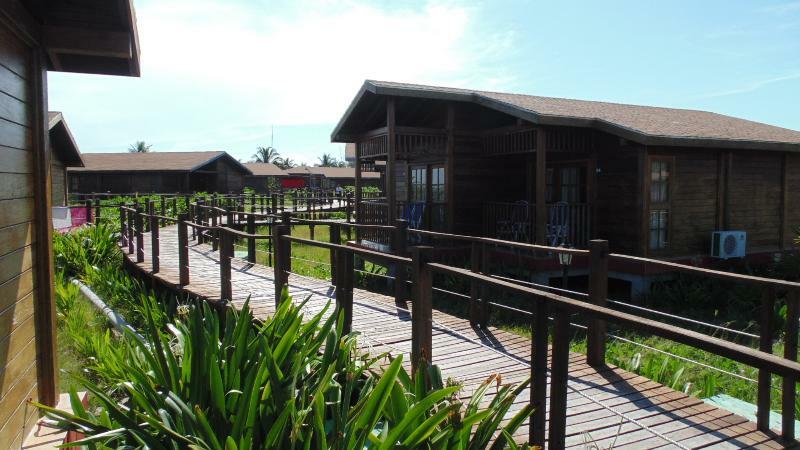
[483,201,590,247]
[118,202,800,449]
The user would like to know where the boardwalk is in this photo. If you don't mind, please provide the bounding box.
[125,223,790,449]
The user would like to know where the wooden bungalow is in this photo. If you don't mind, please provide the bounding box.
[332,80,800,261]
[242,162,287,192]
[48,112,83,206]
[68,151,252,194]
[0,0,140,446]
[284,166,381,189]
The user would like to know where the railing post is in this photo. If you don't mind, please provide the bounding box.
[757,287,776,432]
[271,194,278,214]
[220,229,232,301]
[150,214,160,273]
[329,224,341,284]
[119,208,127,246]
[127,209,135,254]
[281,211,292,272]
[587,239,609,366]
[548,308,571,450]
[393,219,408,303]
[479,242,490,327]
[529,298,549,447]
[135,208,144,263]
[172,196,177,217]
[247,213,256,263]
[178,213,189,286]
[146,200,154,232]
[411,246,434,376]
[85,199,93,224]
[226,207,234,229]
[273,224,290,305]
[469,241,481,326]
[211,208,219,251]
[160,195,166,227]
[783,289,799,441]
[335,247,354,334]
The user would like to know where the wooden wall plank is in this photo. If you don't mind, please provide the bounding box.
[0,146,32,173]
[0,290,35,337]
[0,359,37,432]
[0,172,33,200]
[0,334,35,396]
[0,119,31,150]
[0,245,34,285]
[0,198,33,227]
[0,63,25,101]
[0,26,29,79]
[0,222,32,257]
[0,91,29,126]
[0,316,37,396]
[0,269,33,312]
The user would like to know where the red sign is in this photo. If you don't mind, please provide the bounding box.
[281,177,305,188]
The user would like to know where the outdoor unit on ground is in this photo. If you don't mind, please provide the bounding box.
[711,231,746,259]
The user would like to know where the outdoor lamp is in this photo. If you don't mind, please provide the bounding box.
[558,244,573,290]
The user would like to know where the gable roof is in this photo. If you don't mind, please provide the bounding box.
[286,166,381,179]
[48,111,84,167]
[332,80,800,151]
[68,151,252,174]
[244,163,287,177]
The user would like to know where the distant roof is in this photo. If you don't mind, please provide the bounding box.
[332,80,800,151]
[69,151,252,174]
[286,166,380,179]
[244,163,287,177]
[48,112,83,167]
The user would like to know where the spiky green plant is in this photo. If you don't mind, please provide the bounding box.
[38,290,533,449]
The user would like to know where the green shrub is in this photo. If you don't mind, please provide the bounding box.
[38,291,532,449]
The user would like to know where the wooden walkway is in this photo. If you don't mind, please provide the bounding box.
[124,224,790,449]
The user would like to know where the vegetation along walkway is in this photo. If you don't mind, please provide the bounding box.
[123,223,790,449]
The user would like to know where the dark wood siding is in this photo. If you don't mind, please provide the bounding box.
[786,153,800,249]
[594,135,642,255]
[0,21,41,448]
[728,152,783,252]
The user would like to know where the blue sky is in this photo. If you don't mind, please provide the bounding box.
[48,0,800,165]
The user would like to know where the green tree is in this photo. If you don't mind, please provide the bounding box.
[317,153,348,167]
[128,141,152,153]
[252,146,280,163]
[274,157,295,169]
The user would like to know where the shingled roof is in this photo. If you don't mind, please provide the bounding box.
[69,151,252,174]
[332,80,800,151]
[244,163,287,177]
[48,112,83,167]
[286,166,381,179]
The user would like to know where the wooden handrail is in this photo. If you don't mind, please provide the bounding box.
[218,226,271,240]
[281,235,411,266]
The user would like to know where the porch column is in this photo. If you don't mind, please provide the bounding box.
[445,103,455,231]
[386,97,397,224]
[355,143,362,223]
[535,128,546,244]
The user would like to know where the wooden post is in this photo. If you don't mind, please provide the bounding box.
[220,229,232,301]
[210,208,218,251]
[529,298,549,447]
[273,224,290,305]
[469,241,481,326]
[783,289,799,441]
[587,240,609,366]
[480,242,490,327]
[757,287,776,432]
[135,208,144,263]
[329,224,341,284]
[411,246,434,375]
[445,103,454,231]
[393,219,408,303]
[548,308,571,450]
[247,213,256,263]
[172,196,178,217]
[271,194,278,215]
[386,99,397,224]
[150,215,160,273]
[335,248,354,334]
[309,223,315,240]
[160,195,166,227]
[127,209,135,254]
[281,211,292,272]
[178,213,189,286]
[119,208,127,246]
[85,199,93,224]
[535,128,546,244]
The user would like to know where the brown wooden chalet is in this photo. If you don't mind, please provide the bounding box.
[284,165,381,189]
[68,151,252,194]
[332,80,800,259]
[48,111,83,206]
[242,162,287,192]
[0,0,140,446]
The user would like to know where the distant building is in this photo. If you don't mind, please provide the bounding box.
[48,112,84,206]
[242,163,287,192]
[284,166,381,189]
[68,151,252,193]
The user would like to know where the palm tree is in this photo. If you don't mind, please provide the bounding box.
[252,146,279,163]
[317,153,337,167]
[274,157,295,170]
[128,141,152,153]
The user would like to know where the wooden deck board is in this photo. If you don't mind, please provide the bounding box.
[122,224,791,449]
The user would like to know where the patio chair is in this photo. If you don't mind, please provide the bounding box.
[403,202,426,243]
[546,201,570,247]
[496,201,530,242]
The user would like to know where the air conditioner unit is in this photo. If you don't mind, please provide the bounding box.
[711,231,746,259]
